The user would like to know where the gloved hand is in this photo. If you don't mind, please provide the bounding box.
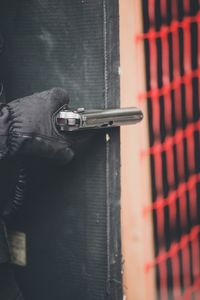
[0,87,89,164]
[0,87,93,266]
[0,87,94,300]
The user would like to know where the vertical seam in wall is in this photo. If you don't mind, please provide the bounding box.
[106,133,111,294]
[103,0,108,109]
[103,0,111,294]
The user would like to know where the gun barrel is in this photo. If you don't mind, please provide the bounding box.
[56,107,143,131]
[82,107,143,127]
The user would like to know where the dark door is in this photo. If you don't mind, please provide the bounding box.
[0,1,122,299]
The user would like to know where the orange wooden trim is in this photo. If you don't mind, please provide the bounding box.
[119,0,156,299]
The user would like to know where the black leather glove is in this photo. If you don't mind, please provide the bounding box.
[0,87,94,299]
[0,87,93,263]
[0,88,80,163]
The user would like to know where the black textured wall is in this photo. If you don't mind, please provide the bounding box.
[0,1,121,299]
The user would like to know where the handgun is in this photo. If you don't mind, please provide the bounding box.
[56,107,143,132]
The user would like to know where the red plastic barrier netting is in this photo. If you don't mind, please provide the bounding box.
[138,1,200,299]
